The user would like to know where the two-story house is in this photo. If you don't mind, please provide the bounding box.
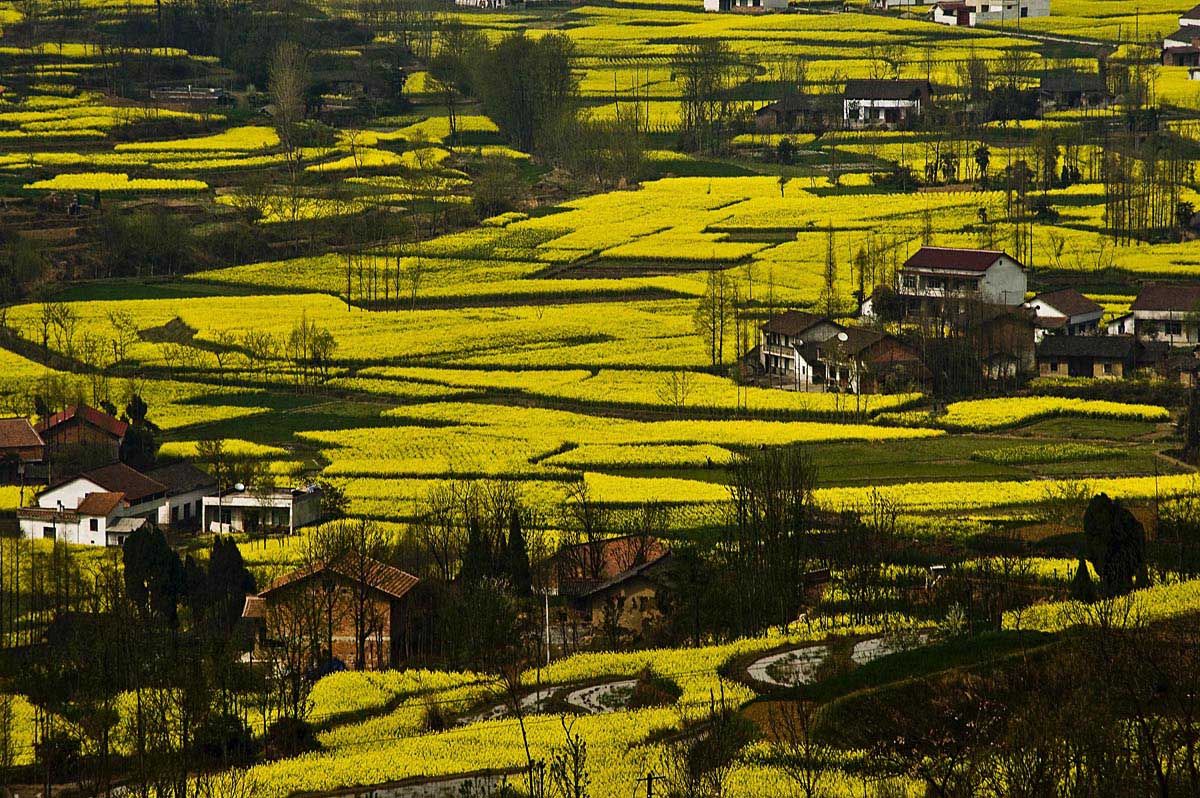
[1107,284,1200,345]
[0,418,44,485]
[16,462,165,545]
[897,246,1028,314]
[759,311,845,389]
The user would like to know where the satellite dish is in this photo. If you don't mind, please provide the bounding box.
[837,332,850,342]
[234,482,246,492]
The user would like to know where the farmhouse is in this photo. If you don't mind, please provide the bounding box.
[897,247,1027,311]
[16,462,166,545]
[202,484,323,535]
[1037,335,1145,379]
[703,0,788,12]
[1164,5,1200,66]
[247,555,420,670]
[754,95,830,133]
[1024,288,1103,337]
[0,418,44,485]
[870,0,920,8]
[1037,73,1111,113]
[933,0,1050,27]
[842,79,931,128]
[1107,283,1200,345]
[805,327,929,394]
[758,311,845,388]
[569,551,672,643]
[146,462,217,530]
[36,405,128,471]
[543,534,669,597]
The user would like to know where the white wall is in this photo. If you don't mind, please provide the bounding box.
[19,514,107,546]
[978,257,1027,306]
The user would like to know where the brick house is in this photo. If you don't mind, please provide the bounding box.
[1164,5,1200,67]
[249,555,420,671]
[0,418,44,485]
[36,405,128,475]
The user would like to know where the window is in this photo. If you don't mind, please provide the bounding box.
[1166,321,1183,336]
[194,499,201,518]
[183,502,191,519]
[1048,360,1059,372]
[89,518,98,532]
[171,506,179,523]
[117,536,126,546]
[43,526,55,540]
[1103,363,1114,375]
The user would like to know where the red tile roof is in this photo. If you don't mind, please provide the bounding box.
[260,554,420,601]
[1032,288,1102,318]
[77,463,166,503]
[36,405,129,439]
[550,535,670,594]
[0,418,43,451]
[76,491,126,517]
[902,246,1012,273]
[1130,283,1200,313]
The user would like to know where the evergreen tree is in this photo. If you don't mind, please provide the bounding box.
[123,525,184,627]
[459,515,491,586]
[507,508,532,596]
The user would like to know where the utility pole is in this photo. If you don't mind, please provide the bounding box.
[640,772,657,798]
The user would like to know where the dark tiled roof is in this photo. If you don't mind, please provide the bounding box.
[1130,283,1200,312]
[261,554,420,601]
[761,310,838,337]
[1165,27,1200,44]
[757,94,818,115]
[76,491,126,517]
[1037,335,1136,360]
[78,463,166,503]
[1039,73,1109,94]
[36,405,128,439]
[145,462,216,496]
[903,246,1012,273]
[0,418,43,451]
[578,551,672,600]
[1032,288,1102,318]
[843,79,930,101]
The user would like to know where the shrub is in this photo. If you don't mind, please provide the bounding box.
[628,667,682,709]
[262,717,320,760]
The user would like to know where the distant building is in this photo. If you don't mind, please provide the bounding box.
[842,79,931,128]
[246,555,420,670]
[202,484,323,535]
[0,418,44,485]
[871,0,921,8]
[17,462,165,546]
[933,0,1050,27]
[1107,284,1200,345]
[897,247,1028,311]
[704,0,788,12]
[1037,73,1111,113]
[146,462,217,530]
[455,0,511,8]
[970,305,1039,379]
[568,552,672,643]
[148,85,230,106]
[1164,5,1200,67]
[1025,288,1103,338]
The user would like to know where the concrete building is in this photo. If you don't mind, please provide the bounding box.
[704,0,788,12]
[203,484,323,535]
[1025,288,1103,339]
[897,247,1028,309]
[16,462,164,546]
[1107,284,1200,345]
[146,462,217,530]
[933,0,1050,27]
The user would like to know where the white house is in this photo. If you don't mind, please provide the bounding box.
[897,247,1027,309]
[203,485,323,535]
[16,462,165,546]
[146,462,217,530]
[1106,284,1200,345]
[703,0,788,11]
[758,311,845,391]
[454,0,510,8]
[1024,288,1103,340]
[1164,5,1200,66]
[871,0,920,7]
[933,0,1050,27]
[843,79,931,128]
